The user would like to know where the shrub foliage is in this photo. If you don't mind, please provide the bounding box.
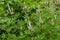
[0,0,60,40]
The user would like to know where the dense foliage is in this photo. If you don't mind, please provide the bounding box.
[0,0,60,40]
